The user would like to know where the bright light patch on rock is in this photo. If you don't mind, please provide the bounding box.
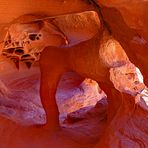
[141,88,148,106]
[110,63,145,96]
[99,35,129,68]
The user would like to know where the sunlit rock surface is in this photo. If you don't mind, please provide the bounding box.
[0,63,106,125]
[97,0,148,85]
[57,72,106,116]
[1,11,100,70]
[0,0,147,148]
[0,59,107,148]
[0,58,45,125]
[110,63,145,95]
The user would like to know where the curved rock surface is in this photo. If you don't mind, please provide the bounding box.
[0,1,147,148]
[96,0,148,85]
[0,59,107,148]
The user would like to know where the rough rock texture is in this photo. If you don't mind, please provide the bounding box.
[57,72,106,116]
[0,0,147,148]
[96,0,148,85]
[0,63,106,126]
[2,11,100,69]
[110,63,145,95]
[0,58,45,125]
[0,59,107,147]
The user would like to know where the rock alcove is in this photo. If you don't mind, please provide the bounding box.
[0,1,147,148]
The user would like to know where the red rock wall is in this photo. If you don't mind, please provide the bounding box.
[0,1,147,148]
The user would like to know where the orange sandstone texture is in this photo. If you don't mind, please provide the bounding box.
[2,11,100,68]
[96,0,148,85]
[0,0,147,148]
[0,60,107,147]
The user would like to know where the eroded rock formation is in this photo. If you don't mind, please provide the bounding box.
[0,1,147,148]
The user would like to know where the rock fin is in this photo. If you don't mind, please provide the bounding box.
[12,59,19,70]
[25,62,32,69]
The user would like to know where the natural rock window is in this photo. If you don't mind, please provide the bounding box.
[0,1,147,148]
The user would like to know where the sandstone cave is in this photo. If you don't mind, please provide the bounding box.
[0,0,147,148]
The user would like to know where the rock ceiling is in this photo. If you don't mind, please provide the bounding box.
[0,0,147,148]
